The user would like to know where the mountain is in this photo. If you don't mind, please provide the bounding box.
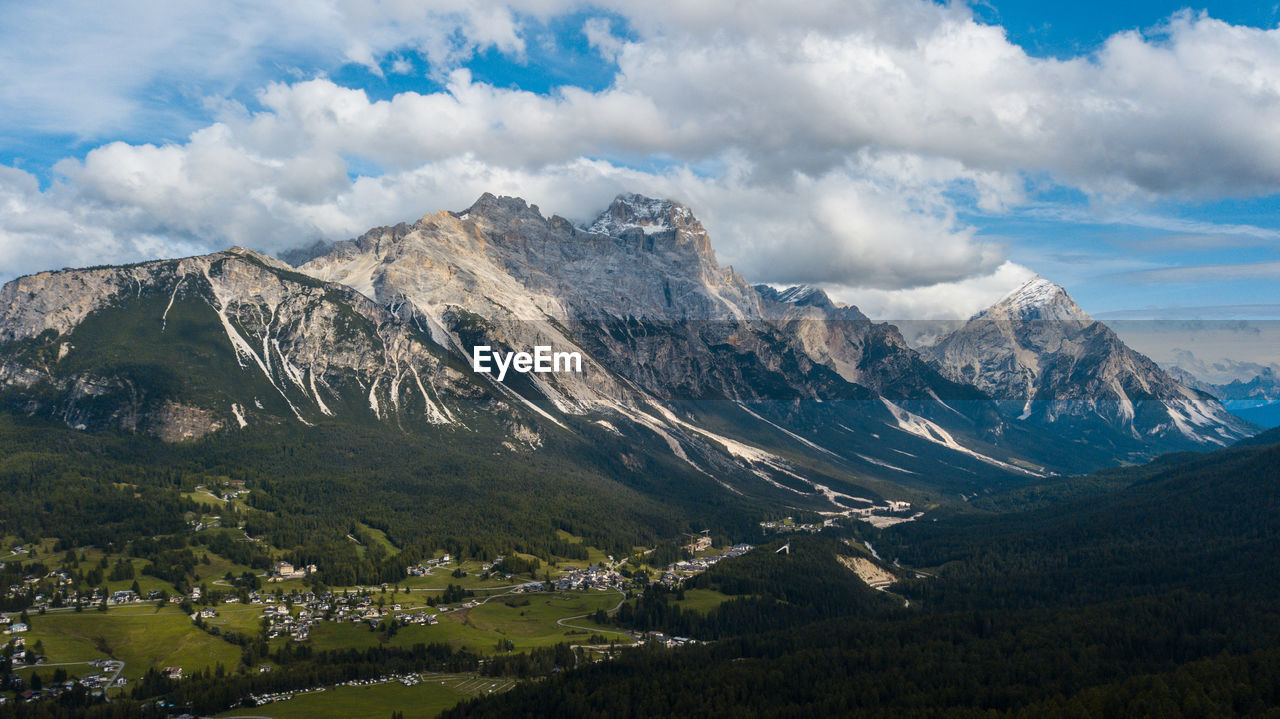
[0,247,470,441]
[1167,366,1280,428]
[926,276,1255,456]
[0,195,1254,511]
[297,192,1048,490]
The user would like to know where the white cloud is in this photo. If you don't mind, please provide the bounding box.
[0,166,209,278]
[582,17,624,61]
[0,0,570,138]
[4,0,1280,311]
[827,261,1039,322]
[34,99,1005,292]
[1119,260,1280,284]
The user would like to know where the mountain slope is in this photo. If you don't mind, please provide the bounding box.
[1169,366,1280,428]
[0,195,1251,512]
[297,193,1048,492]
[927,276,1254,457]
[0,247,477,440]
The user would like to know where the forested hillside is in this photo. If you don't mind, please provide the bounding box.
[0,413,763,587]
[444,433,1280,718]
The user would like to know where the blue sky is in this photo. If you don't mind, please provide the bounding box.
[1,0,1278,338]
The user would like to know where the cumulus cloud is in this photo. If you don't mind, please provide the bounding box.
[825,261,1039,322]
[3,0,1280,315]
[18,71,1006,293]
[0,166,208,278]
[0,0,560,137]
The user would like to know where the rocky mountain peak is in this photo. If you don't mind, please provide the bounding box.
[585,194,713,260]
[586,193,696,233]
[459,192,547,224]
[980,276,1087,323]
[758,284,834,309]
[928,274,1254,448]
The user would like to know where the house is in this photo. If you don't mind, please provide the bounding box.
[4,623,28,634]
[162,667,183,680]
[685,535,712,553]
[269,561,314,582]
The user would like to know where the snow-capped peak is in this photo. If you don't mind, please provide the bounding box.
[776,285,820,304]
[996,276,1063,310]
[585,194,696,237]
[973,275,1088,323]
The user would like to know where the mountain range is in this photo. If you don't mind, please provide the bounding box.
[1167,365,1280,428]
[0,193,1257,510]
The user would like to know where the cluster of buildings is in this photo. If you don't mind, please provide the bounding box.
[684,534,712,554]
[644,632,699,648]
[758,516,835,533]
[215,480,248,501]
[659,544,753,587]
[4,636,35,665]
[404,554,452,577]
[2,650,124,703]
[3,582,170,616]
[231,589,440,642]
[554,564,626,592]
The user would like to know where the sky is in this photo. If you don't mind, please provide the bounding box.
[2,0,1279,357]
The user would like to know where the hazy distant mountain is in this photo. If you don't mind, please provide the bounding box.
[1167,365,1280,428]
[926,276,1254,455]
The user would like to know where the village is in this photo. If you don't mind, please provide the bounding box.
[1,530,766,709]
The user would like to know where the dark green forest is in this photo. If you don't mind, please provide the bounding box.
[0,412,766,587]
[443,430,1280,718]
[4,413,1279,717]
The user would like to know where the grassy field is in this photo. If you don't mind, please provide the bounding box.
[396,563,535,591]
[671,588,732,613]
[213,674,510,719]
[302,590,627,655]
[551,530,612,568]
[202,601,271,636]
[354,522,398,556]
[437,591,624,650]
[192,550,261,586]
[13,604,241,681]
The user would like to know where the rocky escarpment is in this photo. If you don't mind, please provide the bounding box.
[0,247,470,437]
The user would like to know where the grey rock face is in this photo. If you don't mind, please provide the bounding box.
[0,247,467,438]
[927,276,1254,447]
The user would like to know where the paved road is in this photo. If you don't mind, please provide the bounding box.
[556,590,631,637]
